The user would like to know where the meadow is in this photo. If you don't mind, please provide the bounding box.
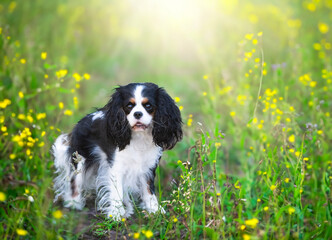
[0,0,331,239]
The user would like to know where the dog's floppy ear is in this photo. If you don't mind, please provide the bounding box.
[152,88,182,150]
[105,89,131,150]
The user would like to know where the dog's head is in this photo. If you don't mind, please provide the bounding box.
[105,83,182,150]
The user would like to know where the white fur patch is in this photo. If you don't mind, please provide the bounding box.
[127,85,153,128]
[92,111,104,121]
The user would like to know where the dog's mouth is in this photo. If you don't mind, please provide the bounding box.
[132,122,148,131]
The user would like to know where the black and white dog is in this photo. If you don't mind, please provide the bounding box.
[52,83,182,220]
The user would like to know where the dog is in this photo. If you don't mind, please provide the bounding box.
[52,82,182,220]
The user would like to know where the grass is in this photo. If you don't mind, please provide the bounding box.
[0,0,332,239]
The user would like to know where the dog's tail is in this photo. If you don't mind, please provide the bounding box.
[52,134,72,202]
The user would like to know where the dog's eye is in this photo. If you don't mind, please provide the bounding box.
[126,103,134,109]
[144,103,152,110]
[144,103,152,109]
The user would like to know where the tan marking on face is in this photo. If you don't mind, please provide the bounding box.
[142,98,149,104]
[129,98,136,104]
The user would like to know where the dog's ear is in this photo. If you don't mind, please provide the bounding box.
[152,88,182,150]
[105,89,131,150]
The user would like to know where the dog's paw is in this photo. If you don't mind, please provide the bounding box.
[63,198,85,210]
[143,195,165,214]
[107,204,126,221]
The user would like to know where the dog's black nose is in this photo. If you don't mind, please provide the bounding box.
[134,111,143,119]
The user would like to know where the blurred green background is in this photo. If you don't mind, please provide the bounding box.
[1,0,331,239]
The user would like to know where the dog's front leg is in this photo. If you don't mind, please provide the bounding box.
[96,163,125,220]
[109,172,126,220]
[139,176,165,214]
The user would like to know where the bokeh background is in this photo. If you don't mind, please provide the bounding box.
[1,0,331,239]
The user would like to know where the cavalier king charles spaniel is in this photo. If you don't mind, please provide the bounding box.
[52,83,182,220]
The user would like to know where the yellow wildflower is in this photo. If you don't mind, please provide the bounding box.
[73,73,81,81]
[83,73,91,80]
[0,99,11,108]
[288,134,295,143]
[173,217,178,223]
[317,130,323,135]
[0,192,6,201]
[9,154,16,160]
[285,178,290,183]
[174,97,180,103]
[240,225,246,230]
[318,23,329,34]
[245,218,259,228]
[36,113,46,120]
[270,185,276,191]
[133,232,140,239]
[20,59,26,64]
[144,230,153,239]
[18,91,24,98]
[56,69,68,78]
[245,33,253,40]
[230,111,236,117]
[41,52,47,60]
[53,210,63,219]
[234,180,241,189]
[26,115,34,123]
[59,102,64,109]
[264,206,269,211]
[18,114,25,120]
[257,32,263,36]
[310,81,317,87]
[288,207,295,215]
[313,43,321,51]
[243,234,251,240]
[64,110,73,116]
[187,118,192,127]
[307,3,316,11]
[16,229,28,236]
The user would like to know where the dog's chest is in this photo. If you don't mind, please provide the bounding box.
[112,133,162,181]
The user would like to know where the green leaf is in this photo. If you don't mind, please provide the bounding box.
[1,75,13,89]
[44,63,57,69]
[30,73,38,89]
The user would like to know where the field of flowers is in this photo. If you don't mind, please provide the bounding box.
[0,0,331,239]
